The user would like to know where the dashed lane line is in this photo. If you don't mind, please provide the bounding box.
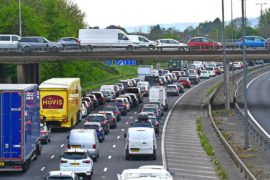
[104,167,108,172]
[50,155,55,159]
[41,167,46,171]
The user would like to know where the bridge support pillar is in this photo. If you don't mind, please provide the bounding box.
[0,64,12,83]
[17,63,40,84]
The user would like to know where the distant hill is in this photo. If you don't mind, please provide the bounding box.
[125,17,259,34]
[125,22,198,33]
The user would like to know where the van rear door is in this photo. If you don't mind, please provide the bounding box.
[129,129,153,152]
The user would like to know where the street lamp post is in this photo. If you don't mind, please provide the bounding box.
[18,0,22,36]
[222,0,229,116]
[256,3,268,15]
[241,0,249,149]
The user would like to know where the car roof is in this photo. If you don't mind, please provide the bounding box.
[83,121,101,126]
[48,170,75,177]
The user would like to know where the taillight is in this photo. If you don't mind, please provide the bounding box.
[40,130,47,135]
[67,144,71,149]
[83,160,91,164]
[92,144,97,149]
[60,159,67,163]
[63,119,68,123]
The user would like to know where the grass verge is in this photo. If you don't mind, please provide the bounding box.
[197,117,228,180]
[207,81,222,97]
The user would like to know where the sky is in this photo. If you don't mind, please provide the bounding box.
[73,0,268,28]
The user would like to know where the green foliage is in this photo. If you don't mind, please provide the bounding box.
[258,8,270,38]
[40,62,137,90]
[0,0,85,40]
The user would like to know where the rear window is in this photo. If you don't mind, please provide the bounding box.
[62,152,87,160]
[86,115,104,122]
[84,125,99,130]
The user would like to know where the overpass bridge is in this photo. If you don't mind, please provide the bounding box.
[0,50,269,83]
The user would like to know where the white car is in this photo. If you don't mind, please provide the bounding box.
[205,66,216,77]
[117,166,173,180]
[156,38,189,51]
[60,149,93,179]
[128,35,156,50]
[81,103,88,118]
[200,70,210,79]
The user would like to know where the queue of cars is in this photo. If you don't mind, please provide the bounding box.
[2,30,269,52]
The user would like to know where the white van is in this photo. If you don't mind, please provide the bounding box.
[79,29,138,51]
[128,35,155,50]
[67,129,100,161]
[137,81,150,96]
[0,34,20,49]
[149,86,168,111]
[125,127,157,160]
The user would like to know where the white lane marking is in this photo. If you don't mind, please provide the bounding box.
[246,71,270,139]
[169,167,216,174]
[108,156,112,159]
[130,117,133,119]
[113,144,116,148]
[117,136,120,139]
[50,155,55,159]
[134,112,137,114]
[126,122,129,125]
[168,162,213,169]
[121,129,124,131]
[104,167,108,172]
[60,144,65,148]
[161,77,219,168]
[41,167,46,171]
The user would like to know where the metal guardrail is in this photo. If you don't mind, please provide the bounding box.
[207,66,269,180]
[234,68,270,159]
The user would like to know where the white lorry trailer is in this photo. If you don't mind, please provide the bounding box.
[148,86,168,111]
[137,65,153,80]
[79,29,138,52]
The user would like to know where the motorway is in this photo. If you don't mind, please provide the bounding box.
[247,71,270,134]
[0,75,223,180]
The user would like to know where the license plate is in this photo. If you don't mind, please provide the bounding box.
[71,145,81,148]
[0,162,4,166]
[70,163,80,166]
[131,148,140,152]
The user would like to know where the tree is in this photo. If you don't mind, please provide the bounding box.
[258,8,270,38]
[148,25,163,40]
[106,25,127,33]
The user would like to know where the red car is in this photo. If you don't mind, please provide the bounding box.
[187,37,222,50]
[178,77,191,88]
[214,67,222,75]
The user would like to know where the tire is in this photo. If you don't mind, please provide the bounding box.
[152,149,157,160]
[22,160,30,173]
[23,46,31,53]
[125,151,130,160]
[126,45,134,51]
[148,45,155,51]
[86,45,93,52]
[93,157,97,162]
[85,174,92,180]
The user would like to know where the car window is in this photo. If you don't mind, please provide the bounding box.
[84,125,99,130]
[118,33,128,40]
[62,152,87,160]
[139,37,148,42]
[87,115,104,122]
[133,121,152,128]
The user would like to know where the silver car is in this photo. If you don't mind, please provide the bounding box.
[18,36,63,52]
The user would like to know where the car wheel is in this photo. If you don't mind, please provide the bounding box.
[50,46,59,52]
[152,149,157,160]
[23,46,31,52]
[126,45,134,51]
[148,45,155,51]
[125,150,130,160]
[86,174,92,180]
[93,157,97,162]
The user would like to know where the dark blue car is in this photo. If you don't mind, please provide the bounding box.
[83,121,105,143]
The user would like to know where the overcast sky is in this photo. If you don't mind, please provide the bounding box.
[73,0,268,28]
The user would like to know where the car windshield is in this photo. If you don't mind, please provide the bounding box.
[142,108,156,113]
[179,77,187,81]
[62,152,87,160]
[47,177,73,180]
[167,86,176,89]
[86,115,104,122]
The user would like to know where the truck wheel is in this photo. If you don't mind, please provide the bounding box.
[22,160,30,172]
[86,45,93,52]
[125,151,130,160]
[152,150,157,160]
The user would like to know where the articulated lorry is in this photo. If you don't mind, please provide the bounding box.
[0,84,42,172]
[39,78,81,129]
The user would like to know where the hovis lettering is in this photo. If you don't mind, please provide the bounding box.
[42,95,64,109]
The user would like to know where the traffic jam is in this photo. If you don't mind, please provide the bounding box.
[0,61,226,180]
